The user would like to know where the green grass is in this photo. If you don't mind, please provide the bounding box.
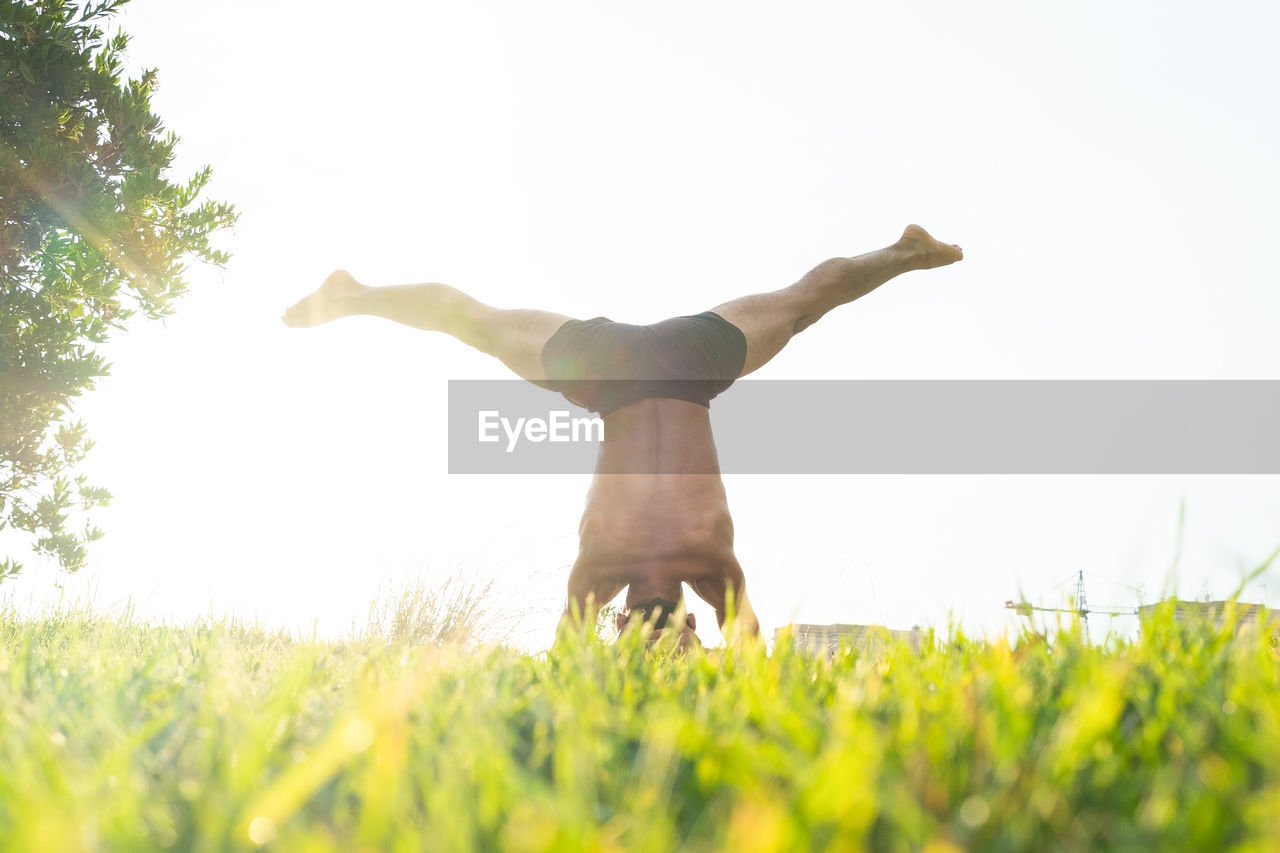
[2,597,1279,852]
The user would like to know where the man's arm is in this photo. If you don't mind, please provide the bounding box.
[554,566,624,643]
[691,570,760,642]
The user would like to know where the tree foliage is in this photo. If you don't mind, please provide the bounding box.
[1,0,236,579]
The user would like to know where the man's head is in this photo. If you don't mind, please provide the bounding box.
[617,597,702,650]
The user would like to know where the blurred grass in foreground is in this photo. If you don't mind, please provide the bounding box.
[2,594,1279,852]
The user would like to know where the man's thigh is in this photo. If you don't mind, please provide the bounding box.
[484,308,573,388]
[708,290,808,377]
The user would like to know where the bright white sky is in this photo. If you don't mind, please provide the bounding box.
[7,0,1280,648]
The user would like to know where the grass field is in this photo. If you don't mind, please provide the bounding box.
[2,593,1279,852]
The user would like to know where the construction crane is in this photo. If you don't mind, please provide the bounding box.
[1005,570,1139,644]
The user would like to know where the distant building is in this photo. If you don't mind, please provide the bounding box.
[1137,600,1279,635]
[777,623,922,656]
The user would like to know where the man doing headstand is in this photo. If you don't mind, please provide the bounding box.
[283,225,963,646]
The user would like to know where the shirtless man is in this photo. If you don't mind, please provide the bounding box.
[283,225,962,645]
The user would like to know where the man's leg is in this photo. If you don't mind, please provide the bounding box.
[282,270,571,386]
[710,225,963,377]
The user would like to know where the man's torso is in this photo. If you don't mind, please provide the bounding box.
[574,399,740,593]
[542,313,748,601]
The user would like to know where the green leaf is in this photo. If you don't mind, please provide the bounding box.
[0,0,235,583]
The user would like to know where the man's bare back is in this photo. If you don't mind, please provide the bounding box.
[571,398,747,634]
[283,225,963,645]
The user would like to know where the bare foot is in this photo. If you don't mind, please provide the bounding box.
[898,224,964,270]
[282,270,366,327]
